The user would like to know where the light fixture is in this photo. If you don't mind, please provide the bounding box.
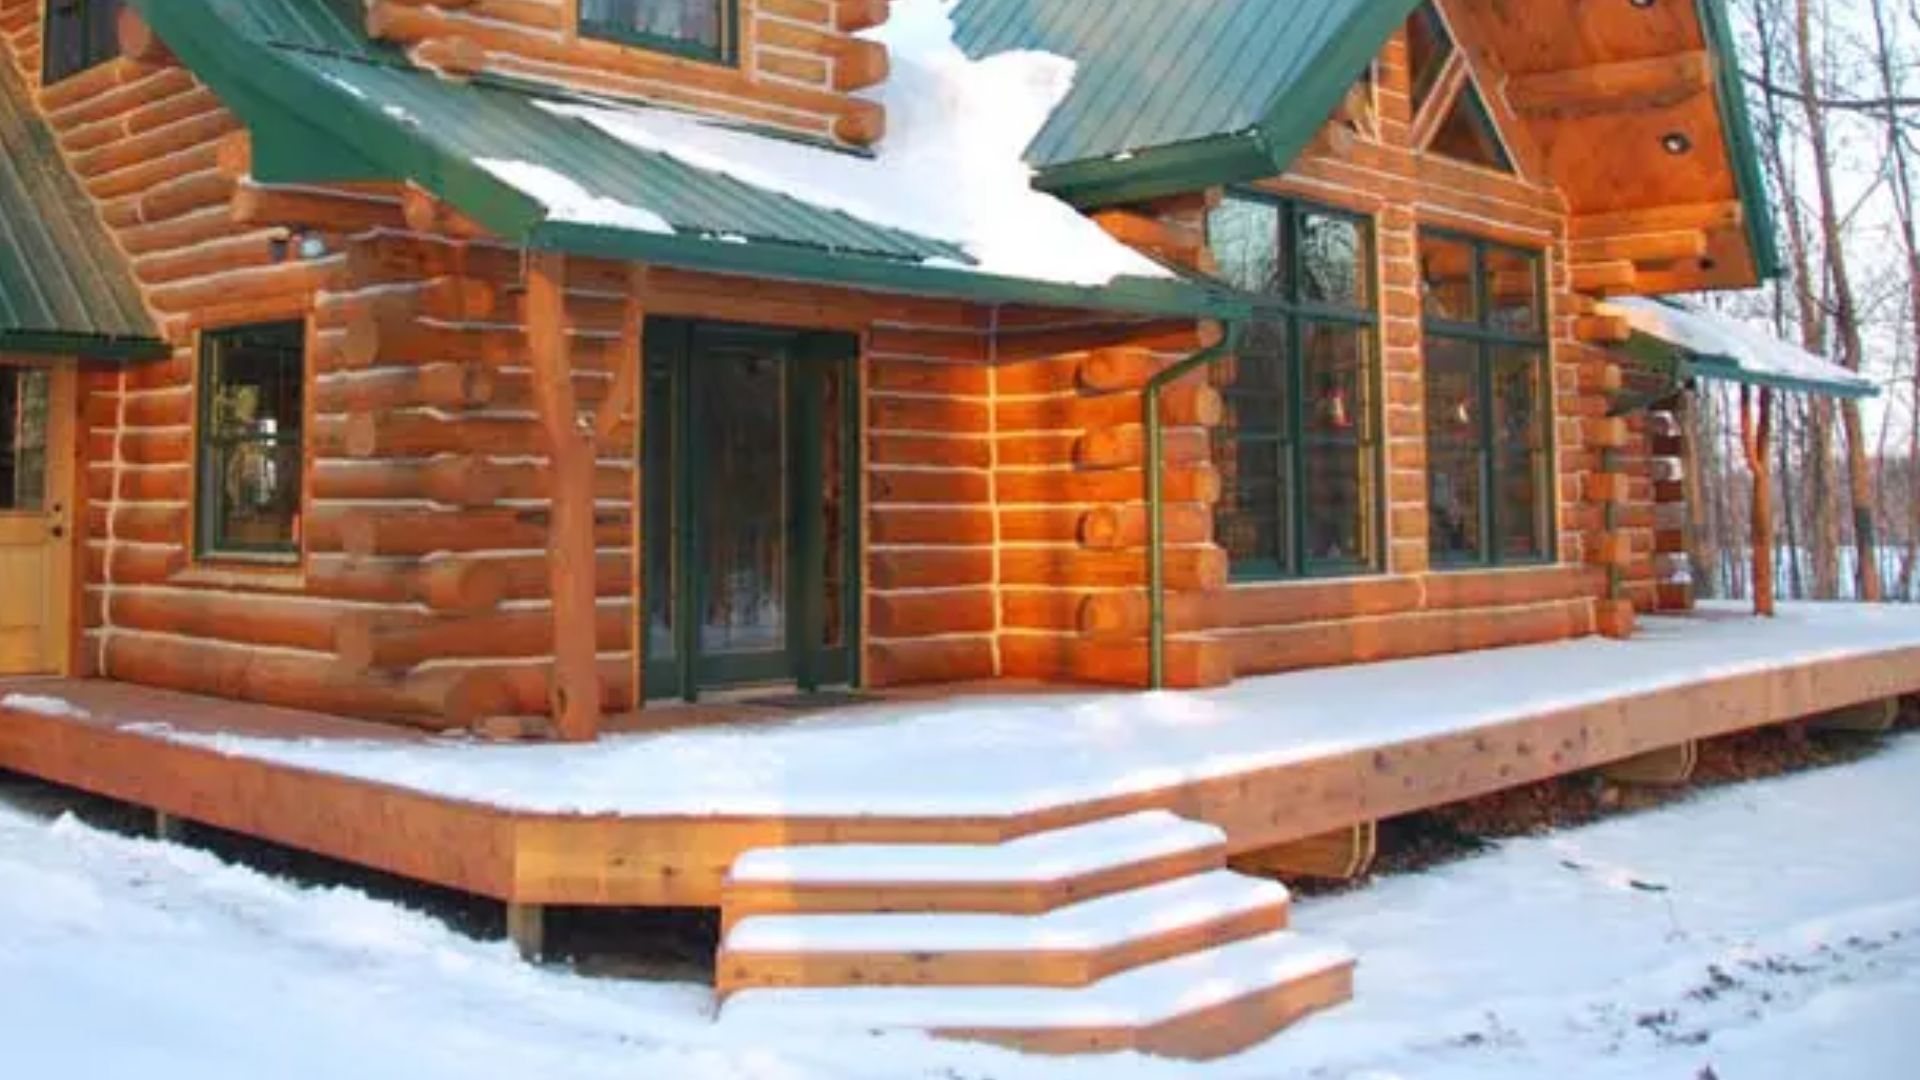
[297,233,330,260]
[1661,132,1693,155]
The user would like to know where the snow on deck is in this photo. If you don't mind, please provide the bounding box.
[137,602,1920,820]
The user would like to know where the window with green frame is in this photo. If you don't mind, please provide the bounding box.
[580,0,735,64]
[194,322,305,562]
[43,0,124,85]
[1419,231,1552,567]
[1206,193,1381,580]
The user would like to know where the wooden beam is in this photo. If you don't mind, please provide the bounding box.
[1809,698,1899,734]
[1569,201,1744,241]
[1600,740,1698,786]
[1507,51,1712,118]
[506,902,545,961]
[1232,822,1378,882]
[1569,230,1711,266]
[526,250,603,743]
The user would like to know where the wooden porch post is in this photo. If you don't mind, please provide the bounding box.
[1740,385,1777,617]
[526,250,602,742]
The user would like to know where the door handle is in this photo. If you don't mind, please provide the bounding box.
[49,525,66,539]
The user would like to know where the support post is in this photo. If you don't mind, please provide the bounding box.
[1144,324,1238,689]
[1233,822,1379,882]
[1739,385,1776,617]
[505,902,545,962]
[154,810,186,843]
[1601,740,1698,786]
[1809,698,1899,734]
[526,250,602,742]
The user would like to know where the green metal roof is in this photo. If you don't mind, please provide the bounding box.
[127,0,1248,321]
[953,0,1782,282]
[0,56,163,359]
[953,0,1420,206]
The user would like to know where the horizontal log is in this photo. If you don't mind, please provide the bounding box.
[1073,426,1211,470]
[310,456,505,508]
[306,556,510,615]
[866,636,997,688]
[100,633,496,729]
[1078,503,1213,550]
[232,183,408,233]
[107,590,342,652]
[312,364,496,414]
[999,546,1228,590]
[869,590,997,639]
[334,604,632,672]
[996,465,1222,506]
[996,383,1222,433]
[999,633,1232,690]
[1226,599,1596,677]
[316,507,631,558]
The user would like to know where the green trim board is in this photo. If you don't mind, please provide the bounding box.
[0,52,164,361]
[1697,0,1784,280]
[1605,297,1877,401]
[126,0,1246,321]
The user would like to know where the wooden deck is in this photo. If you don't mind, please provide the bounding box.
[4,607,1919,912]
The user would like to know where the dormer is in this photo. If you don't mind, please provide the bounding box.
[364,0,893,147]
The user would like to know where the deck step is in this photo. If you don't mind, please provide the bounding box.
[720,929,1356,1060]
[722,810,1227,925]
[719,870,1289,992]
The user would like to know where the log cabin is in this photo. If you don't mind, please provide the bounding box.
[0,0,1900,1059]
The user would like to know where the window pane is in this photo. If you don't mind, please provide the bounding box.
[44,0,122,83]
[1419,233,1478,323]
[582,0,725,54]
[644,349,676,665]
[1491,346,1545,452]
[1302,442,1371,569]
[1428,446,1483,563]
[1212,318,1289,437]
[1429,86,1514,174]
[199,323,304,557]
[1297,210,1370,310]
[1208,197,1284,297]
[1,368,49,511]
[1302,322,1370,439]
[1423,338,1479,448]
[1495,450,1548,562]
[1486,247,1542,335]
[1214,455,1289,573]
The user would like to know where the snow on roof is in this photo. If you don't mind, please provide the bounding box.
[514,0,1169,287]
[1600,296,1877,398]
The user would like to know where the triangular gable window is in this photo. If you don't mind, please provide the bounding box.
[1429,83,1514,173]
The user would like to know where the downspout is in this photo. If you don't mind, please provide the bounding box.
[1145,323,1242,689]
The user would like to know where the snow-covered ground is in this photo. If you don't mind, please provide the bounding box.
[152,602,1920,817]
[4,731,1916,1078]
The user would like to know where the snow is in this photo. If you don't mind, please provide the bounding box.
[729,810,1222,884]
[0,692,90,719]
[1601,297,1877,395]
[3,731,1918,1076]
[473,158,672,234]
[723,929,1352,1031]
[724,870,1286,953]
[160,602,1920,819]
[531,0,1169,286]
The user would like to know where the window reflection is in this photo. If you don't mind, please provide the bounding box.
[0,368,48,511]
[196,323,304,559]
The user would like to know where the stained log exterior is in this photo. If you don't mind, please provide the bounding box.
[2,0,1731,733]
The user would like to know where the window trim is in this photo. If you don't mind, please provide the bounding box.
[192,320,309,566]
[1419,227,1554,570]
[41,0,122,86]
[1209,190,1387,584]
[579,0,740,67]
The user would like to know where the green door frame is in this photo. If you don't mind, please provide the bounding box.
[642,318,861,702]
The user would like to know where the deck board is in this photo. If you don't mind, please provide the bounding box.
[4,604,1918,909]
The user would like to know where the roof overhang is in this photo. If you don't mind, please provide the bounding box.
[129,0,1246,323]
[1602,297,1877,401]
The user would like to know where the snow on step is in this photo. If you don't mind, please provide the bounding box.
[725,870,1285,954]
[720,929,1354,1032]
[727,810,1224,886]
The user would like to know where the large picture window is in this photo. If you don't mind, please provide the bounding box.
[43,0,123,85]
[1207,193,1380,580]
[1419,232,1552,567]
[195,322,305,561]
[580,0,734,64]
